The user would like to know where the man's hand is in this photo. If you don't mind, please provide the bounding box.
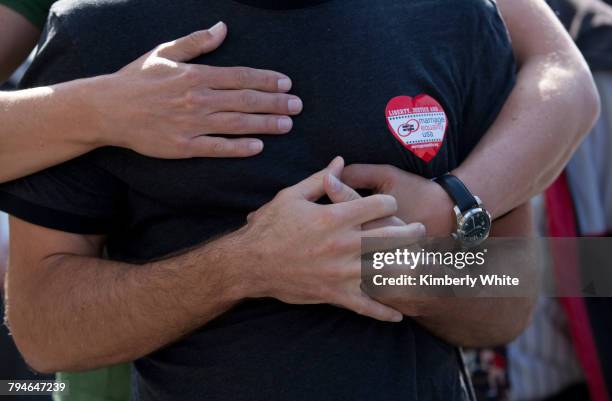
[342,164,454,235]
[239,157,425,323]
[85,21,303,158]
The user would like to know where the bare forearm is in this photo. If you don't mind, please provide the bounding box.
[7,230,246,373]
[0,79,104,182]
[454,56,599,218]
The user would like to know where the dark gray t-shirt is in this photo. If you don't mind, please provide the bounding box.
[0,1,516,400]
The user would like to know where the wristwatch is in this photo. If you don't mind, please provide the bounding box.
[433,174,491,247]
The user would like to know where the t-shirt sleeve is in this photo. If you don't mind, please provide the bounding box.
[0,0,55,29]
[458,0,517,160]
[0,11,125,235]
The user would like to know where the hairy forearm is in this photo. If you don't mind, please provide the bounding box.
[0,79,105,183]
[454,54,599,219]
[7,230,247,373]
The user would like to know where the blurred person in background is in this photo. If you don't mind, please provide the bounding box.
[508,1,612,401]
[0,0,601,400]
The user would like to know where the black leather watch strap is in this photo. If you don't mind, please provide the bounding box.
[433,174,479,213]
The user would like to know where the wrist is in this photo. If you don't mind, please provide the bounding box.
[58,74,121,149]
[423,180,455,236]
[433,171,494,246]
[451,167,499,219]
[206,226,270,302]
[47,78,97,148]
[11,83,98,151]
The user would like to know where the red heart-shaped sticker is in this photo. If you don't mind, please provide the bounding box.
[385,94,448,163]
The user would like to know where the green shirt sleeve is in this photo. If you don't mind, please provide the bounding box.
[54,365,132,401]
[0,0,56,29]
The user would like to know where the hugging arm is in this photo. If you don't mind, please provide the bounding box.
[335,0,586,345]
[6,218,247,373]
[0,18,301,183]
[336,0,595,344]
[5,159,419,373]
[454,0,600,218]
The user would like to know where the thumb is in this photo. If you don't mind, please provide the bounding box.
[342,164,390,192]
[155,21,227,62]
[291,156,345,201]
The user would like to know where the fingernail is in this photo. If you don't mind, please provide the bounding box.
[288,98,303,113]
[248,140,263,152]
[278,116,293,132]
[329,156,343,167]
[278,78,292,92]
[328,175,342,193]
[413,223,427,236]
[391,313,403,323]
[209,21,225,36]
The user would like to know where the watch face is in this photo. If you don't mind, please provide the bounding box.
[459,209,491,245]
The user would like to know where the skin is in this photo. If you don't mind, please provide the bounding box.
[1,0,600,372]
